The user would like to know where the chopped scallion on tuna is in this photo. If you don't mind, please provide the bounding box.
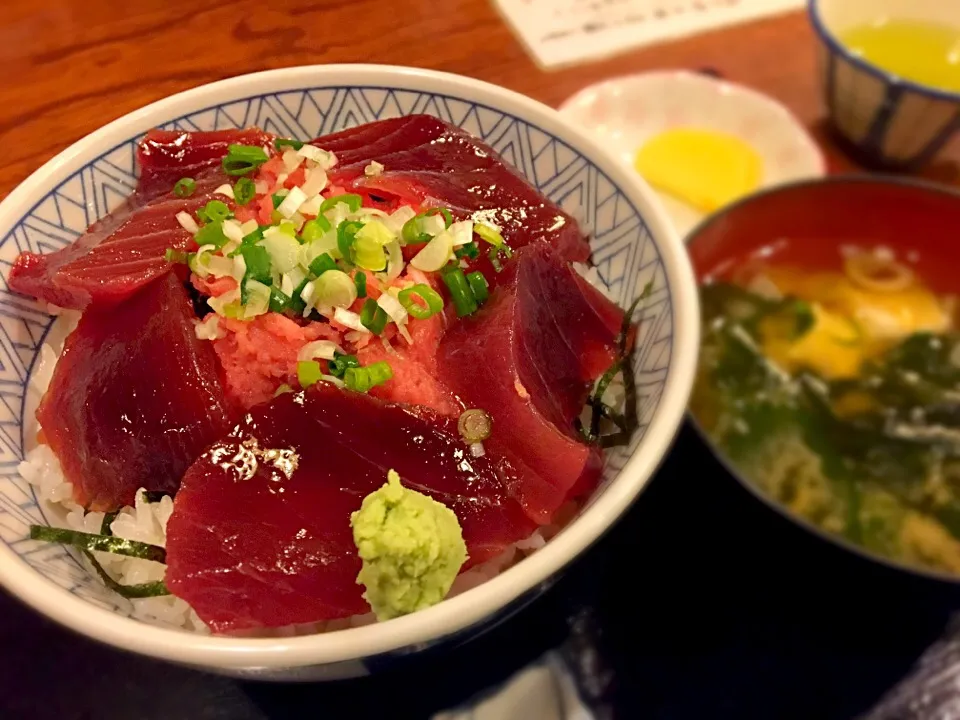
[308,253,337,277]
[442,266,479,317]
[360,298,389,335]
[173,177,196,198]
[222,144,269,176]
[233,177,256,206]
[297,360,323,389]
[466,271,489,304]
[398,284,443,319]
[275,138,304,151]
[320,193,363,215]
[344,361,393,393]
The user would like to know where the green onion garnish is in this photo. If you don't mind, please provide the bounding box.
[345,361,393,393]
[194,223,230,249]
[274,383,293,397]
[475,223,504,248]
[233,177,256,206]
[30,525,166,563]
[320,193,363,215]
[269,287,293,313]
[271,193,286,210]
[328,352,360,378]
[289,278,310,314]
[275,138,304,151]
[360,298,389,335]
[466,271,489,305]
[424,207,454,228]
[297,360,323,389]
[355,272,367,298]
[83,550,169,599]
[234,243,272,301]
[337,220,364,262]
[455,242,480,260]
[241,225,265,244]
[164,248,191,264]
[398,284,444,320]
[442,267,479,317]
[353,236,387,271]
[222,144,269,176]
[173,177,196,198]
[309,253,337,277]
[487,243,513,273]
[402,215,428,245]
[197,200,232,225]
[301,217,332,243]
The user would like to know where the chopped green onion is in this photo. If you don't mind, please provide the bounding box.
[355,272,367,298]
[173,177,196,198]
[82,550,169,599]
[275,138,304,151]
[272,193,286,210]
[455,241,480,260]
[328,352,360,378]
[235,243,272,302]
[30,525,166,562]
[402,215,430,245]
[466,272,489,304]
[194,223,230,249]
[398,284,444,320]
[320,193,363,215]
[297,360,323,389]
[442,267,478,317]
[487,243,513,273]
[164,248,191,264]
[197,200,232,225]
[301,216,332,243]
[345,361,393,393]
[458,409,492,443]
[314,269,357,308]
[274,383,293,397]
[269,287,293,313]
[337,220,364,261]
[222,144,269,176]
[353,236,387,271]
[424,207,454,228]
[233,177,256,206]
[360,298,388,335]
[289,277,310,314]
[309,253,337,277]
[242,226,265,244]
[475,223,504,248]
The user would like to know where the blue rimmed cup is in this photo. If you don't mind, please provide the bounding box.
[810,0,960,170]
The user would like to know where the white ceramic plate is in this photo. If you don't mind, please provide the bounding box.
[559,70,827,239]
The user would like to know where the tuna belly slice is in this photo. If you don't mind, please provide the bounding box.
[438,244,622,524]
[36,274,234,511]
[164,384,535,634]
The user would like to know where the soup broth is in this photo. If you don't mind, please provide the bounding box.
[692,244,960,575]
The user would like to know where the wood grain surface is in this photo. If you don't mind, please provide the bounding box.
[1,1,958,201]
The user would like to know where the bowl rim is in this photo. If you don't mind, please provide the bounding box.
[808,0,960,104]
[686,172,960,585]
[0,64,699,670]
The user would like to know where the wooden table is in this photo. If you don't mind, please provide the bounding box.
[3,1,959,203]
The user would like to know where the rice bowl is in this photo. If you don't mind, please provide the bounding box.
[0,65,697,679]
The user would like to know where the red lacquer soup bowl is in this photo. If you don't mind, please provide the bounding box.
[687,176,960,581]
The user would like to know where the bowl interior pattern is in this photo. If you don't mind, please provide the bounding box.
[0,82,675,623]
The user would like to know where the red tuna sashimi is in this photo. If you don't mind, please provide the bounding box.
[438,243,623,524]
[165,383,535,633]
[9,129,269,310]
[314,115,590,264]
[137,128,270,198]
[37,274,234,511]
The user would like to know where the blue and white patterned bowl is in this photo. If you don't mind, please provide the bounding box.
[0,65,698,680]
[810,0,960,170]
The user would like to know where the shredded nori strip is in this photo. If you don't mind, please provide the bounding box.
[30,525,166,563]
[581,282,652,445]
[100,511,118,536]
[81,550,169,599]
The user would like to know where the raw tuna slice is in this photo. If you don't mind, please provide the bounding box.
[165,384,535,633]
[9,129,269,310]
[438,243,623,524]
[37,274,234,511]
[313,115,590,264]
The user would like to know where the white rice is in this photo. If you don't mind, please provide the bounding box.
[20,314,557,636]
